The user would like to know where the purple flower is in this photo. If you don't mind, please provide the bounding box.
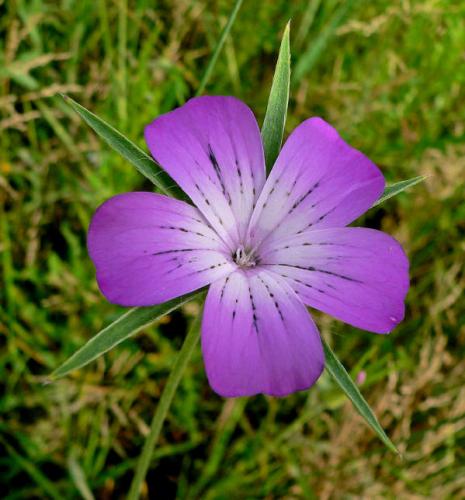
[88,96,409,397]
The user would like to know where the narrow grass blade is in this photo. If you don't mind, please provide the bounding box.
[372,176,425,207]
[261,22,291,173]
[1,438,63,500]
[68,452,95,500]
[127,315,202,500]
[190,398,247,497]
[323,340,399,454]
[61,95,173,196]
[293,0,355,84]
[48,291,202,381]
[116,0,128,127]
[36,99,83,158]
[196,0,244,95]
[295,0,322,49]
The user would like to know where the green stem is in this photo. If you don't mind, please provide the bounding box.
[195,0,244,96]
[127,316,202,500]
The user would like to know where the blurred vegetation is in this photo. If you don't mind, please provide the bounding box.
[1,0,465,498]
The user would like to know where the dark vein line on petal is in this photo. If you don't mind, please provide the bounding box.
[257,275,285,322]
[152,247,225,256]
[152,248,196,256]
[260,241,339,257]
[219,275,230,302]
[157,225,217,240]
[235,158,244,195]
[265,263,362,283]
[207,144,232,206]
[248,284,258,332]
[232,296,239,320]
[288,275,327,295]
[296,206,337,234]
[194,182,229,230]
[287,180,320,216]
[185,261,229,277]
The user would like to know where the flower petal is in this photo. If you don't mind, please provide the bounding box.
[88,192,235,306]
[247,117,385,248]
[261,228,409,334]
[145,96,266,249]
[201,269,324,397]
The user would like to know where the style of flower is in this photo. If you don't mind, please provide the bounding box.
[88,96,409,397]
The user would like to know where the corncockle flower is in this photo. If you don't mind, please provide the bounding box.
[88,96,409,397]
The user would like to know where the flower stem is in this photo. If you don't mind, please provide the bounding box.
[127,316,201,500]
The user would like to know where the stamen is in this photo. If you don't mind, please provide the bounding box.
[234,245,257,267]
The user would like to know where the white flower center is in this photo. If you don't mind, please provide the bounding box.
[234,245,257,268]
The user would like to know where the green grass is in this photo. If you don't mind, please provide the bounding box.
[1,0,465,497]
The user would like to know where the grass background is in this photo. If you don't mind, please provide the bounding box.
[1,0,465,497]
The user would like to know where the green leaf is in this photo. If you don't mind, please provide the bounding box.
[372,176,425,207]
[61,95,173,196]
[261,22,291,173]
[323,340,399,455]
[48,291,202,381]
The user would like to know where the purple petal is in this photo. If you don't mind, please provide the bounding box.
[201,269,324,397]
[261,228,409,334]
[246,117,385,248]
[145,96,266,249]
[88,192,236,306]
